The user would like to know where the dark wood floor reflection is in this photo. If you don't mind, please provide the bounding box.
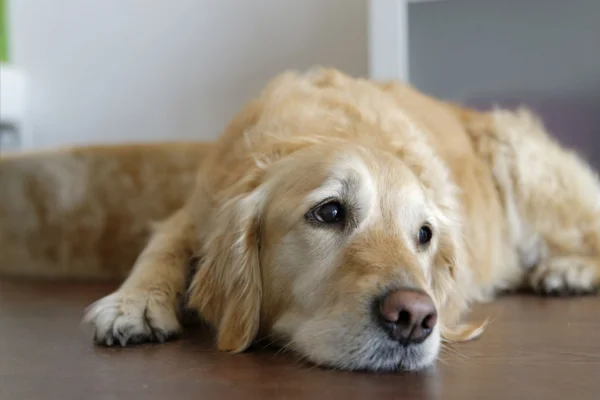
[1,279,598,400]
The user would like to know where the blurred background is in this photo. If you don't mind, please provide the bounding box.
[1,0,598,164]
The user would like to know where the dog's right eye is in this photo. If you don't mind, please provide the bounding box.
[307,200,345,224]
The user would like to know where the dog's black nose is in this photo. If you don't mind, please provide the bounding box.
[377,289,437,345]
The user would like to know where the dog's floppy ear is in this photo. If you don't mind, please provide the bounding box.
[432,222,488,343]
[187,180,264,353]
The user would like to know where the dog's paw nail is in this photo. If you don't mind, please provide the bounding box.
[154,330,167,343]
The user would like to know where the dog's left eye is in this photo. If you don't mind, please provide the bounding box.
[417,225,433,245]
[308,200,345,224]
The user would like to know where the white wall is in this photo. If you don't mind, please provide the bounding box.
[8,0,367,149]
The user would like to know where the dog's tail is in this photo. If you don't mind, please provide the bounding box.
[0,142,211,280]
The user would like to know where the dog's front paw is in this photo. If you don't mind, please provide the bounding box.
[84,290,181,346]
[529,257,599,296]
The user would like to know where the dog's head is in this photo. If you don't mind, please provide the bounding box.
[188,70,483,371]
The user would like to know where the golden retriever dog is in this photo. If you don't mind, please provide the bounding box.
[4,68,600,371]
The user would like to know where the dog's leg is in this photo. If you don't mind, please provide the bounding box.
[489,109,600,295]
[84,208,196,346]
[529,255,599,295]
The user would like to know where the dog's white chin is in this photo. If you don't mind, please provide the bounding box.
[275,314,441,372]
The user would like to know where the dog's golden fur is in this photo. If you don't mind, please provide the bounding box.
[2,68,600,371]
[0,142,211,279]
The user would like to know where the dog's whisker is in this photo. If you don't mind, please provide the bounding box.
[439,342,470,362]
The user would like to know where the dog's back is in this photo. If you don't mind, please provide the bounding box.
[0,142,212,280]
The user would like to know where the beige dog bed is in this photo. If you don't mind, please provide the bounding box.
[0,142,212,280]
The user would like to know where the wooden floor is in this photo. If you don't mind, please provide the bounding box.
[1,279,599,400]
